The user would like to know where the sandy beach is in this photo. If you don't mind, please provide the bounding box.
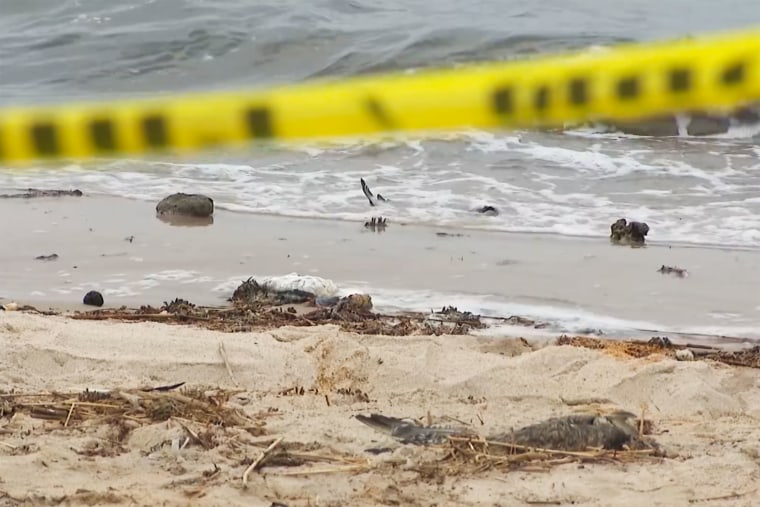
[2,193,760,339]
[1,192,760,506]
[1,310,760,506]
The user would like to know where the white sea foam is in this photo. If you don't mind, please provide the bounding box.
[2,129,759,249]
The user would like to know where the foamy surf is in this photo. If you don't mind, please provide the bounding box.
[2,127,759,248]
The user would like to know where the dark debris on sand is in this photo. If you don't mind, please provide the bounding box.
[0,188,83,199]
[557,335,760,369]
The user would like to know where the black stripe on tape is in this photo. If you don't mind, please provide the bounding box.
[492,87,513,115]
[31,123,59,156]
[142,115,167,147]
[534,86,550,111]
[569,78,588,106]
[366,98,393,127]
[669,68,691,92]
[246,108,273,138]
[617,77,639,99]
[722,62,745,85]
[90,119,116,151]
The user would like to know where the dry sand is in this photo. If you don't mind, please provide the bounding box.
[1,311,760,506]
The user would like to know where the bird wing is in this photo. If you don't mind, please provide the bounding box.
[360,178,376,206]
[355,413,472,445]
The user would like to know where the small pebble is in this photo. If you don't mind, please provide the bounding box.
[675,349,695,361]
[83,290,104,307]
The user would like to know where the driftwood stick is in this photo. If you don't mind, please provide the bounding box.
[64,402,77,427]
[218,340,240,387]
[242,437,283,486]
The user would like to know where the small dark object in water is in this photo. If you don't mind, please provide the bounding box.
[83,290,104,307]
[0,188,83,199]
[34,253,58,261]
[475,205,499,216]
[658,265,688,278]
[648,336,673,348]
[360,178,388,206]
[125,235,135,243]
[364,216,387,231]
[436,232,465,237]
[610,218,650,246]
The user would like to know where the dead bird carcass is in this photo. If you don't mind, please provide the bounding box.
[355,410,659,452]
[230,273,340,306]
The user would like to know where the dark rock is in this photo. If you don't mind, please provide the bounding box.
[686,114,730,136]
[156,193,214,218]
[0,188,83,199]
[34,253,59,261]
[610,218,649,246]
[83,290,104,307]
[609,116,679,136]
[734,104,760,124]
[475,205,499,216]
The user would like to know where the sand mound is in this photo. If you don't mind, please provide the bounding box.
[1,312,760,506]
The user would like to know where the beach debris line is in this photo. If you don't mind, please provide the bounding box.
[609,218,650,246]
[71,289,485,336]
[0,188,83,199]
[82,290,104,307]
[557,335,760,369]
[658,265,688,277]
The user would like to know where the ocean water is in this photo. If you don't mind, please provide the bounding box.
[2,0,760,337]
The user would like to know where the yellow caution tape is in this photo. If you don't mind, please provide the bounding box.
[1,27,760,164]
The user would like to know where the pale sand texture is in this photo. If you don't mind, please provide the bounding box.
[2,195,760,337]
[1,311,759,506]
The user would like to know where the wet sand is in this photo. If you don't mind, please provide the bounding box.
[1,194,760,338]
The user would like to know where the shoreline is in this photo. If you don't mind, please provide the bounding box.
[2,193,760,342]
